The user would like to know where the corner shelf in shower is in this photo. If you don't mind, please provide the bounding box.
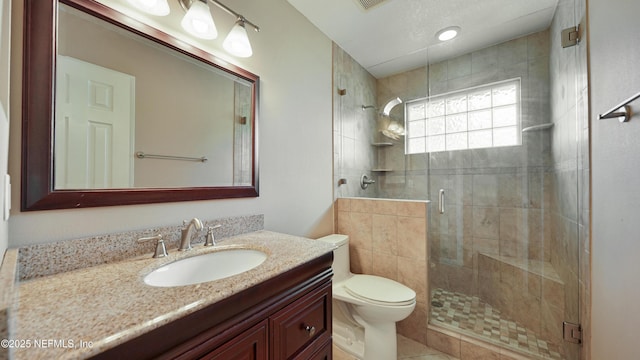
[371,143,393,173]
[371,142,394,147]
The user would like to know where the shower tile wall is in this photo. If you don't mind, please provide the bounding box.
[335,197,429,345]
[333,43,379,198]
[332,17,589,359]
[376,30,556,338]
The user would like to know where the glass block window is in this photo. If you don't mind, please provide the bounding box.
[405,78,521,154]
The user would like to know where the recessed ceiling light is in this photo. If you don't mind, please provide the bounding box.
[436,26,461,42]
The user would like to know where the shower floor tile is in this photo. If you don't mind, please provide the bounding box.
[430,288,563,360]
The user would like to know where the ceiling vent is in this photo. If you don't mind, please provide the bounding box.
[355,0,389,11]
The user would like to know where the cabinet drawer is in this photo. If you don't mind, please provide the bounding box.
[179,320,268,360]
[271,282,331,360]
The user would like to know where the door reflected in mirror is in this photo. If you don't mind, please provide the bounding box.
[55,4,253,190]
[21,0,259,211]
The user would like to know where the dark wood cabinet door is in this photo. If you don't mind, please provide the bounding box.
[271,281,332,360]
[302,339,332,360]
[202,320,268,360]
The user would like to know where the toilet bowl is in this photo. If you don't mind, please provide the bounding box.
[318,234,416,360]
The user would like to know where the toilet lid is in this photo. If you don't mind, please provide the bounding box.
[343,275,416,306]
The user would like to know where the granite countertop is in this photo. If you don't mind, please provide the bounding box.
[12,230,334,360]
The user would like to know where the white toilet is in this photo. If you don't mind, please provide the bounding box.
[318,234,416,360]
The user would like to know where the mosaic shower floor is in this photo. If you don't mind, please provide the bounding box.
[430,288,563,360]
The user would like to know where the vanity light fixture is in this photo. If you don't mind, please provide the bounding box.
[436,26,461,42]
[126,0,170,16]
[180,0,218,39]
[223,17,252,58]
[177,0,260,57]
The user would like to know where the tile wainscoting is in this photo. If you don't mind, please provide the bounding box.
[335,197,430,345]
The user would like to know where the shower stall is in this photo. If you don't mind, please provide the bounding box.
[333,0,588,359]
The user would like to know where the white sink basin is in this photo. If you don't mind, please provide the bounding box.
[144,248,267,287]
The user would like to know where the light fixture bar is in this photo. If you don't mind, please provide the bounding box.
[208,0,260,32]
[177,0,259,32]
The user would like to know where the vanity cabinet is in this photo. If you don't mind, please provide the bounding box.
[271,281,331,359]
[90,253,333,360]
[200,320,268,360]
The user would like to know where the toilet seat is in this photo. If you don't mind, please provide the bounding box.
[343,275,416,306]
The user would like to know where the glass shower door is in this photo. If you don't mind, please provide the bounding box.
[424,7,586,356]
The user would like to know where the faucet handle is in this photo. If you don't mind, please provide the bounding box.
[204,224,222,246]
[138,234,168,258]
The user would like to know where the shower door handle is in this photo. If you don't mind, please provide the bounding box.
[438,189,445,214]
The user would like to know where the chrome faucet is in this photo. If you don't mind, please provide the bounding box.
[179,218,203,251]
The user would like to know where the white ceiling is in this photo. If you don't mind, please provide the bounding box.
[287,0,559,78]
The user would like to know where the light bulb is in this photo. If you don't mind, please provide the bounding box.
[436,26,461,42]
[223,19,253,58]
[127,0,170,16]
[181,0,218,39]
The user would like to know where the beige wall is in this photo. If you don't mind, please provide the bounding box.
[589,0,640,358]
[8,0,334,246]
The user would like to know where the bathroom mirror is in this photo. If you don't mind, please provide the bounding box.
[22,0,259,211]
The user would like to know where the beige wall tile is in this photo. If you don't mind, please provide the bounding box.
[398,217,427,261]
[398,301,428,346]
[372,214,398,255]
[398,256,427,302]
[427,328,461,358]
[473,175,499,206]
[350,212,373,250]
[461,338,501,360]
[336,198,351,212]
[337,211,353,236]
[473,237,499,256]
[397,201,428,218]
[350,246,372,274]
[499,349,533,360]
[370,199,398,215]
[542,277,564,308]
[371,252,398,280]
[447,205,472,239]
[350,198,374,213]
[336,198,431,350]
[497,174,525,208]
[540,301,564,346]
[472,207,500,239]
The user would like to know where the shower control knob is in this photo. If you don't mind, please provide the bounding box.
[360,174,376,189]
[304,325,316,337]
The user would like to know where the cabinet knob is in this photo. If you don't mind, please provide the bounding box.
[304,325,316,337]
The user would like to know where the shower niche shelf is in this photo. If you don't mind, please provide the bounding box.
[371,142,394,173]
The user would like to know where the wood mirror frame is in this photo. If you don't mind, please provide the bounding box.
[22,0,259,211]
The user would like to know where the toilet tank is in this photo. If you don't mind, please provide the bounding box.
[317,234,350,282]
